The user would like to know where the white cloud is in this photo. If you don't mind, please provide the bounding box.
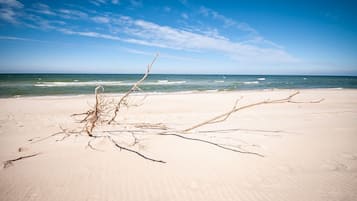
[195,6,286,52]
[89,0,107,6]
[0,7,17,23]
[42,14,296,64]
[0,0,23,8]
[92,16,110,23]
[114,17,297,63]
[0,35,45,42]
[122,47,196,61]
[32,3,55,15]
[58,28,122,41]
[0,0,23,23]
[199,6,257,34]
[58,9,88,19]
[0,2,297,65]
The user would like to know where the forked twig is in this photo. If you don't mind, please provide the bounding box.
[108,136,166,163]
[184,91,323,132]
[108,53,159,124]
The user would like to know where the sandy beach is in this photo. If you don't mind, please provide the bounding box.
[0,88,356,201]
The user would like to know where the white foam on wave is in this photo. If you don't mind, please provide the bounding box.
[257,77,266,81]
[34,80,187,87]
[35,81,124,87]
[214,80,225,83]
[158,80,169,83]
[153,80,186,85]
[243,81,259,85]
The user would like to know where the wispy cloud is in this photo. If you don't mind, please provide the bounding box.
[89,0,107,6]
[0,2,297,65]
[90,0,120,6]
[0,0,23,8]
[198,6,257,34]
[114,17,297,63]
[122,47,197,61]
[0,0,23,23]
[58,28,122,41]
[195,6,287,51]
[31,3,55,15]
[92,16,110,23]
[0,35,48,43]
[57,9,88,19]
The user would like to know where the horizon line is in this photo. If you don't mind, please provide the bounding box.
[0,72,356,77]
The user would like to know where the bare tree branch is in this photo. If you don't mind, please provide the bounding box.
[184,91,324,132]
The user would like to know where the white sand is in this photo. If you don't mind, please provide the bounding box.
[0,89,356,201]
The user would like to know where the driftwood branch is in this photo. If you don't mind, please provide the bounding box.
[184,91,323,132]
[108,136,166,163]
[158,132,264,157]
[108,53,159,124]
[6,52,326,167]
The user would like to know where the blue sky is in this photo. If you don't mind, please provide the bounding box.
[0,0,356,75]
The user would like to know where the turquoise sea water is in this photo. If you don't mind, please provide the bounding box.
[0,74,357,97]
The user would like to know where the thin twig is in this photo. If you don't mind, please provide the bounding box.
[108,136,166,163]
[3,153,41,168]
[158,132,264,157]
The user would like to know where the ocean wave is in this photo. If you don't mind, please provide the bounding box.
[34,81,124,87]
[243,81,259,85]
[34,80,187,87]
[155,80,186,85]
[257,77,266,81]
[214,80,225,83]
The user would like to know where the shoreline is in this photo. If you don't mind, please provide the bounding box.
[0,87,353,100]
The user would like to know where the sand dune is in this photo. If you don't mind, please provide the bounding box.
[0,89,356,201]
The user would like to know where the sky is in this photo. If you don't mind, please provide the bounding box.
[0,0,356,75]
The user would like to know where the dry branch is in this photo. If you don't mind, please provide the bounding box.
[158,132,264,157]
[108,136,166,163]
[108,53,159,124]
[7,53,326,166]
[184,91,323,132]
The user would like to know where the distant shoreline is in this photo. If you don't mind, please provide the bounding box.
[1,88,356,99]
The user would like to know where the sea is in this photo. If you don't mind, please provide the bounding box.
[0,74,357,97]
